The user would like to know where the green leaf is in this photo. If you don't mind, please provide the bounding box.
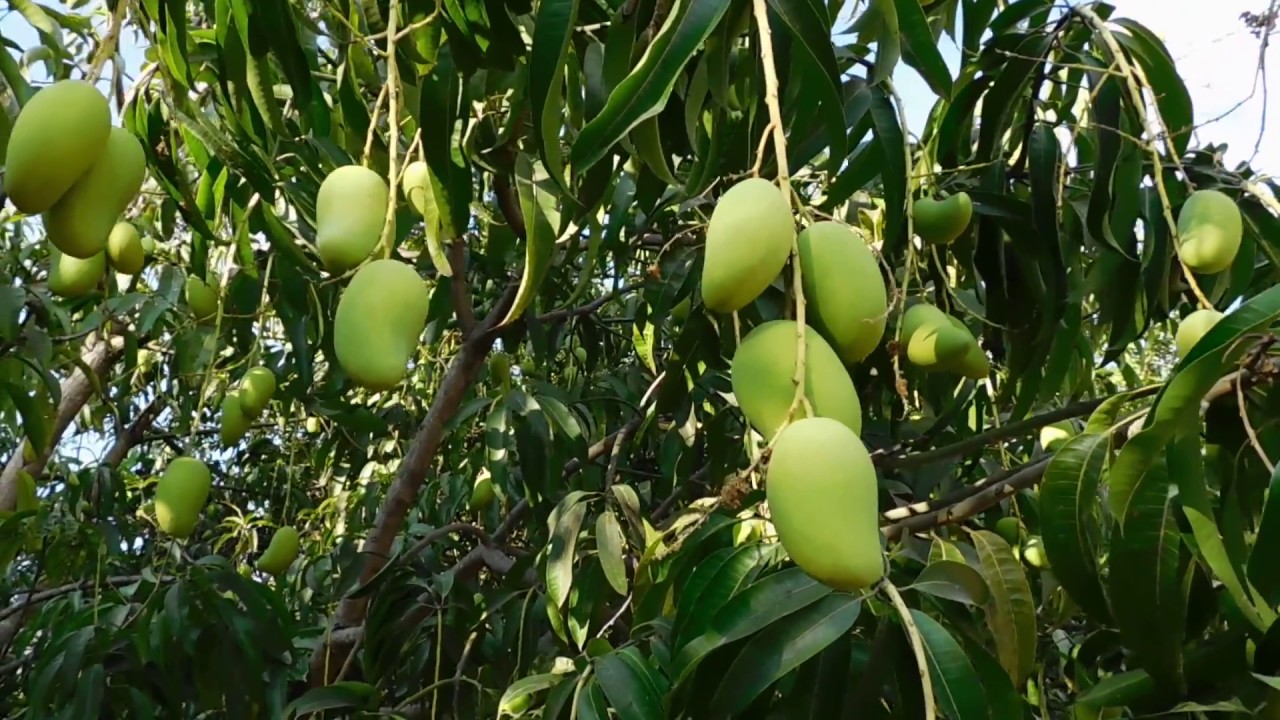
[910,610,993,720]
[1111,18,1194,156]
[530,0,580,192]
[547,492,590,609]
[1108,455,1185,692]
[673,544,770,649]
[594,647,667,720]
[765,0,847,169]
[501,154,563,326]
[1039,432,1113,624]
[708,593,862,716]
[971,530,1036,687]
[570,0,733,175]
[284,682,379,717]
[597,509,629,596]
[1249,463,1280,607]
[499,673,563,715]
[868,0,900,85]
[909,560,990,606]
[868,86,907,252]
[894,0,953,98]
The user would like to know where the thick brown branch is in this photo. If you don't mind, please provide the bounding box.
[449,239,476,337]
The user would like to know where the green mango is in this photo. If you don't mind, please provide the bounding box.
[48,246,105,298]
[401,160,433,216]
[185,276,218,323]
[1177,189,1242,274]
[1039,419,1077,452]
[334,259,431,391]
[797,220,888,363]
[5,79,112,214]
[44,126,147,258]
[1175,307,1225,359]
[470,470,495,511]
[913,192,973,246]
[994,516,1023,546]
[701,178,795,313]
[238,366,276,419]
[900,302,969,368]
[315,165,391,274]
[154,457,212,539]
[940,314,991,379]
[106,221,145,275]
[256,525,300,576]
[219,392,251,446]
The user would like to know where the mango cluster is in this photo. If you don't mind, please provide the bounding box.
[219,366,277,446]
[1169,187,1244,361]
[6,80,150,297]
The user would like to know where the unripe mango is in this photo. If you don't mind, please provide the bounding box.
[1176,189,1242,274]
[402,160,432,216]
[766,417,884,592]
[900,303,969,368]
[940,315,990,379]
[154,456,212,539]
[44,126,147,258]
[1039,419,1077,451]
[315,165,391,274]
[107,222,145,275]
[185,276,218,323]
[334,259,430,391]
[220,392,251,446]
[797,221,887,363]
[48,247,105,298]
[994,516,1023,546]
[489,352,512,389]
[671,296,691,322]
[913,192,973,246]
[701,178,795,313]
[730,320,863,440]
[1175,307,1225,359]
[470,470,495,511]
[238,366,276,419]
[256,525,300,576]
[5,79,112,214]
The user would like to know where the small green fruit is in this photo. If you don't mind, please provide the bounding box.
[48,246,106,298]
[401,160,433,216]
[315,165,391,274]
[5,79,112,214]
[671,296,692,322]
[220,392,251,446]
[1175,307,1225,360]
[767,417,884,592]
[1039,419,1077,452]
[106,222,145,275]
[334,259,431,391]
[185,276,219,323]
[913,192,973,246]
[900,303,970,368]
[1176,189,1242,275]
[470,470,495,511]
[797,221,888,364]
[701,178,795,313]
[573,347,587,363]
[238,366,276,419]
[994,516,1022,546]
[256,525,301,576]
[730,320,862,440]
[43,126,147,258]
[154,457,212,539]
[489,352,512,388]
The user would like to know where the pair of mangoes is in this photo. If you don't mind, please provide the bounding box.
[898,301,990,379]
[47,222,149,298]
[220,366,277,446]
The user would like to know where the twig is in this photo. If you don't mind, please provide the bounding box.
[378,3,401,260]
[878,579,936,720]
[533,281,647,326]
[449,240,476,337]
[86,0,129,85]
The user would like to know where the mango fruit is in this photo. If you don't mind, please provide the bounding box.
[1176,189,1242,274]
[1176,307,1225,359]
[1023,536,1049,569]
[913,192,973,246]
[701,178,795,313]
[154,456,212,539]
[766,416,884,592]
[5,79,112,214]
[941,315,990,379]
[730,320,863,440]
[900,303,969,368]
[107,222,145,275]
[334,259,430,391]
[994,516,1023,546]
[256,525,301,576]
[238,366,276,419]
[44,126,147,258]
[470,469,495,511]
[48,247,105,298]
[797,221,888,363]
[671,296,691,322]
[315,165,391,274]
[402,160,432,216]
[220,392,251,446]
[1039,419,1077,451]
[185,276,218,323]
[489,352,512,390]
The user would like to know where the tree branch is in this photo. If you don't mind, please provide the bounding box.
[532,281,648,326]
[449,239,476,338]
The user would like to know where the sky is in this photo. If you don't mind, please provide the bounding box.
[1,0,1277,467]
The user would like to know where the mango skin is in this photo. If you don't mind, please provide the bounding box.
[43,126,147,258]
[797,221,888,364]
[334,259,431,391]
[185,277,218,323]
[994,516,1023,546]
[1176,189,1242,275]
[107,222,145,275]
[48,247,105,298]
[766,417,884,592]
[257,525,300,576]
[913,192,973,246]
[701,178,796,314]
[900,303,969,368]
[1176,308,1225,359]
[5,79,112,214]
[730,320,863,440]
[940,315,990,379]
[402,160,433,216]
[219,392,251,446]
[154,457,212,539]
[238,366,276,419]
[315,165,391,274]
[470,471,495,511]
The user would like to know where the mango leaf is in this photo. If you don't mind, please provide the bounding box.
[894,0,953,98]
[498,673,563,715]
[910,610,992,720]
[1039,432,1113,623]
[673,544,770,650]
[596,509,629,596]
[500,154,563,326]
[765,0,847,168]
[707,593,862,716]
[594,647,667,720]
[283,682,379,717]
[570,0,732,175]
[970,530,1036,687]
[547,493,590,609]
[1249,463,1280,606]
[868,86,907,253]
[1111,18,1194,156]
[529,0,580,192]
[909,560,990,606]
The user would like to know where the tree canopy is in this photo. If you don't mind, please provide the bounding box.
[3,0,1280,717]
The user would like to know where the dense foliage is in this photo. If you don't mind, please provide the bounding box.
[3,0,1280,717]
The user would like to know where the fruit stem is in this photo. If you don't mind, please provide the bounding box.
[750,0,812,421]
[878,577,937,720]
[887,79,917,405]
[86,0,130,85]
[377,2,402,261]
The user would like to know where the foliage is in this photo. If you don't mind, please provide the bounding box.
[1,0,1280,718]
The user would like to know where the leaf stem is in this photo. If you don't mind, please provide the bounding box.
[877,578,936,720]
